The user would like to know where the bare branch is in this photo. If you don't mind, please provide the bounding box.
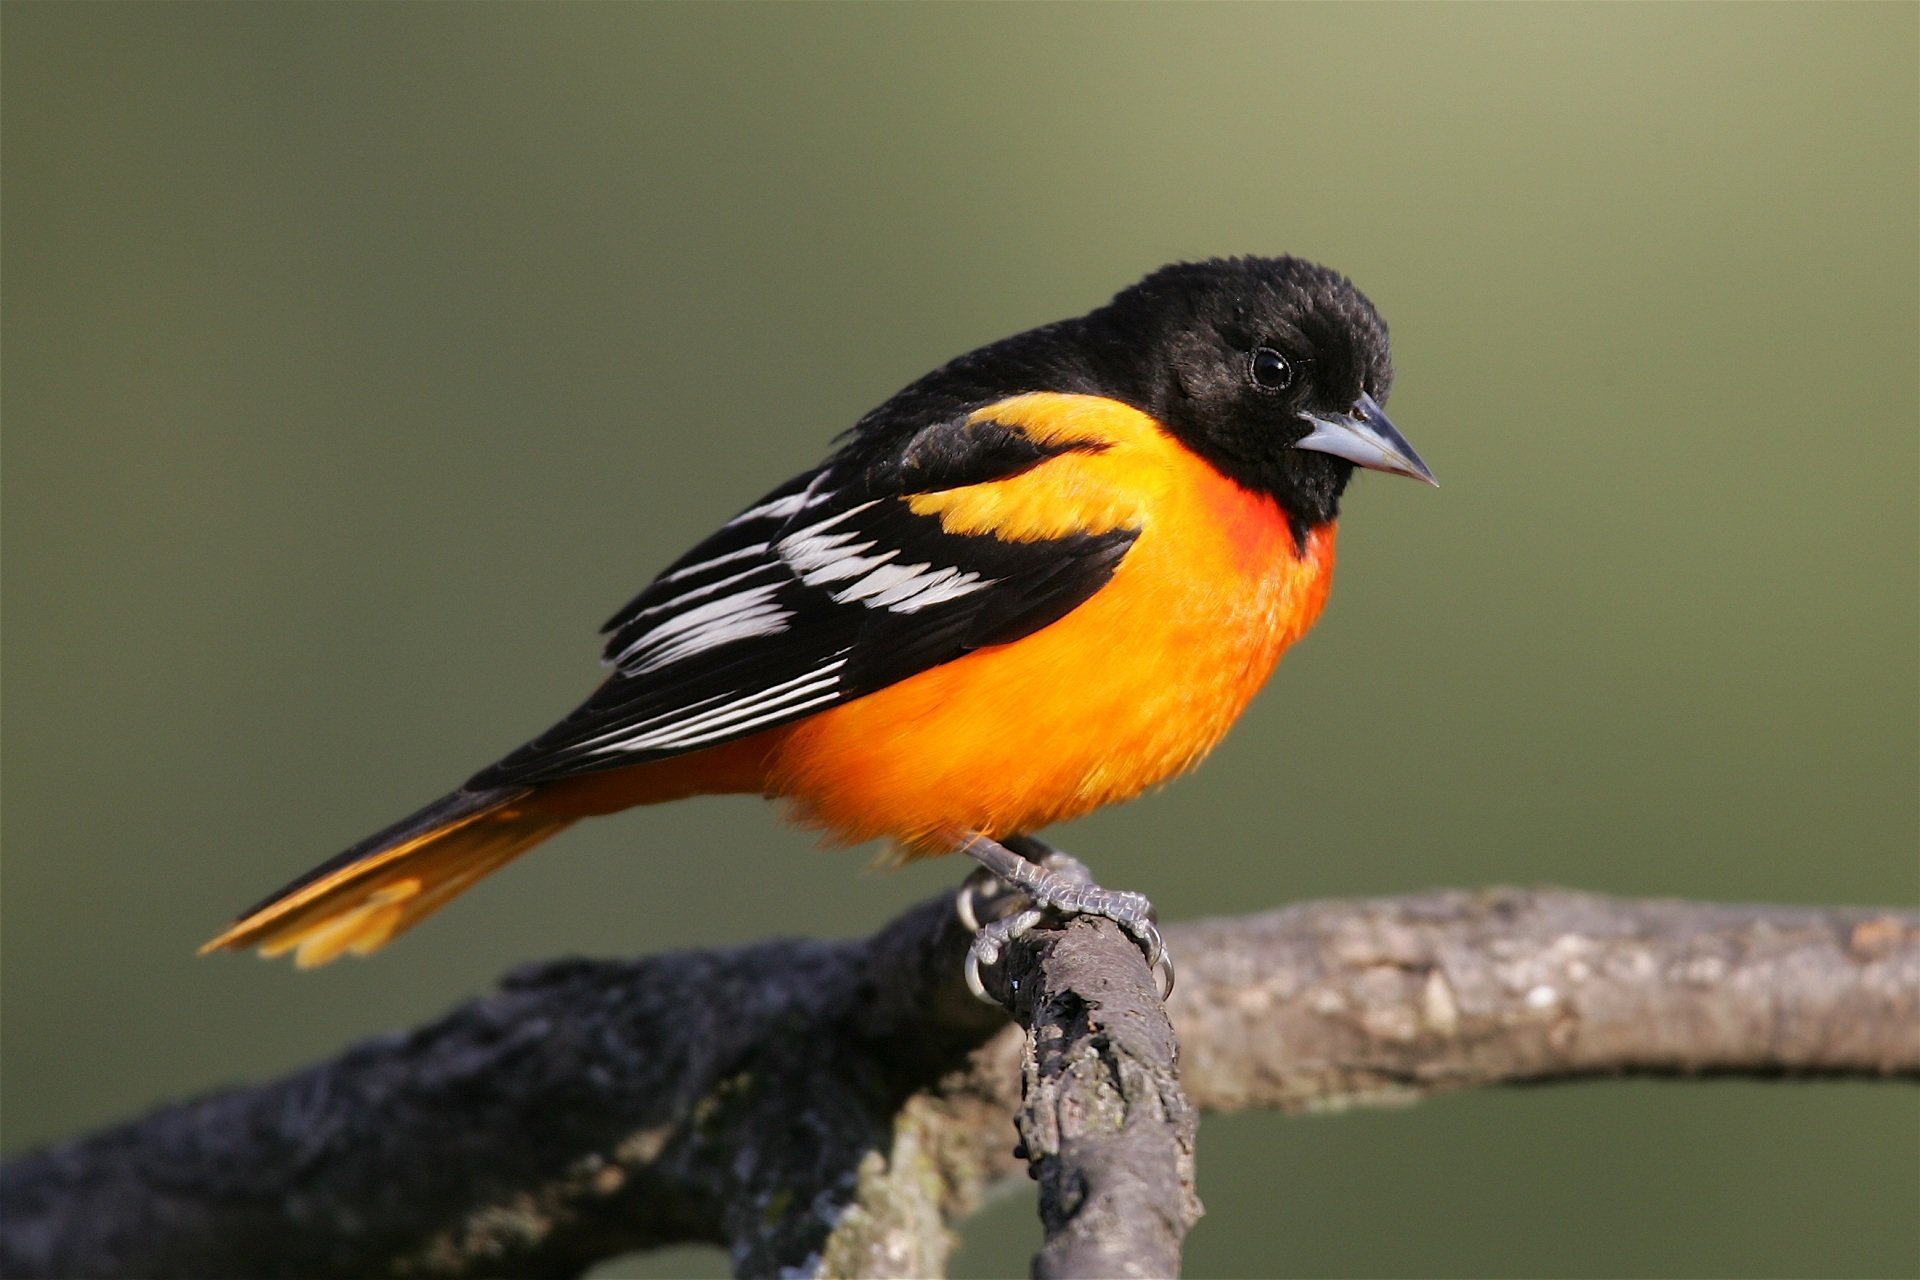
[3,889,1914,1280]
[1169,891,1920,1113]
[999,916,1202,1279]
[0,896,1012,1280]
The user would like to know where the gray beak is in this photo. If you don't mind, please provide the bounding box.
[1296,392,1437,486]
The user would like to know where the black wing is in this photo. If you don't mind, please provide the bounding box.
[467,417,1135,789]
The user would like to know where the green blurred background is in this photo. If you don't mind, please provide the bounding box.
[5,5,1916,1277]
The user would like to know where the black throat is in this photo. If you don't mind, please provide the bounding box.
[1160,412,1353,552]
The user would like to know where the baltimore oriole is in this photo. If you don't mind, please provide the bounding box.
[201,256,1434,993]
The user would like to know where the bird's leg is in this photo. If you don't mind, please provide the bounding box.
[952,834,1095,931]
[1003,833,1094,885]
[955,831,1174,1003]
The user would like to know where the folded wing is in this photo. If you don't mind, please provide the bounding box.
[468,414,1138,788]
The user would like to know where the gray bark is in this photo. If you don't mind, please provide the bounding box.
[3,888,1915,1280]
[1001,917,1202,1279]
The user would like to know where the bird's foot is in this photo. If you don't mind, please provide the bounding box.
[955,833,1173,1004]
[954,836,1096,932]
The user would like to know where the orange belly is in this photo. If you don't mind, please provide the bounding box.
[763,451,1335,850]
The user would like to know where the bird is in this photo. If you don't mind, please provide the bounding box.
[200,255,1434,993]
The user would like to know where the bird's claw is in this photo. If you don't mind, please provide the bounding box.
[957,843,1175,1004]
[1137,920,1176,1002]
[963,907,1046,1001]
[954,864,1022,934]
[954,881,983,934]
[1100,905,1175,1001]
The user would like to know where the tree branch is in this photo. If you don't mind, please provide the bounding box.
[998,916,1202,1279]
[3,889,1914,1280]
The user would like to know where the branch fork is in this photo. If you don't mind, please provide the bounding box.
[3,888,1913,1279]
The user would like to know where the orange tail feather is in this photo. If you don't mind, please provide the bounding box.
[199,790,573,968]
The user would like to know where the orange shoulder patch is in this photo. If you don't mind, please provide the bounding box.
[905,393,1174,542]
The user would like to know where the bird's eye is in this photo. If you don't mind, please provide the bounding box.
[1248,346,1293,392]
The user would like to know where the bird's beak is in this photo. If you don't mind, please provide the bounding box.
[1296,392,1438,486]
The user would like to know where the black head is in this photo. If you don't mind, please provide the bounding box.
[1082,256,1434,531]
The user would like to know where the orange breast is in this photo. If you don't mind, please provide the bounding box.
[761,395,1337,852]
